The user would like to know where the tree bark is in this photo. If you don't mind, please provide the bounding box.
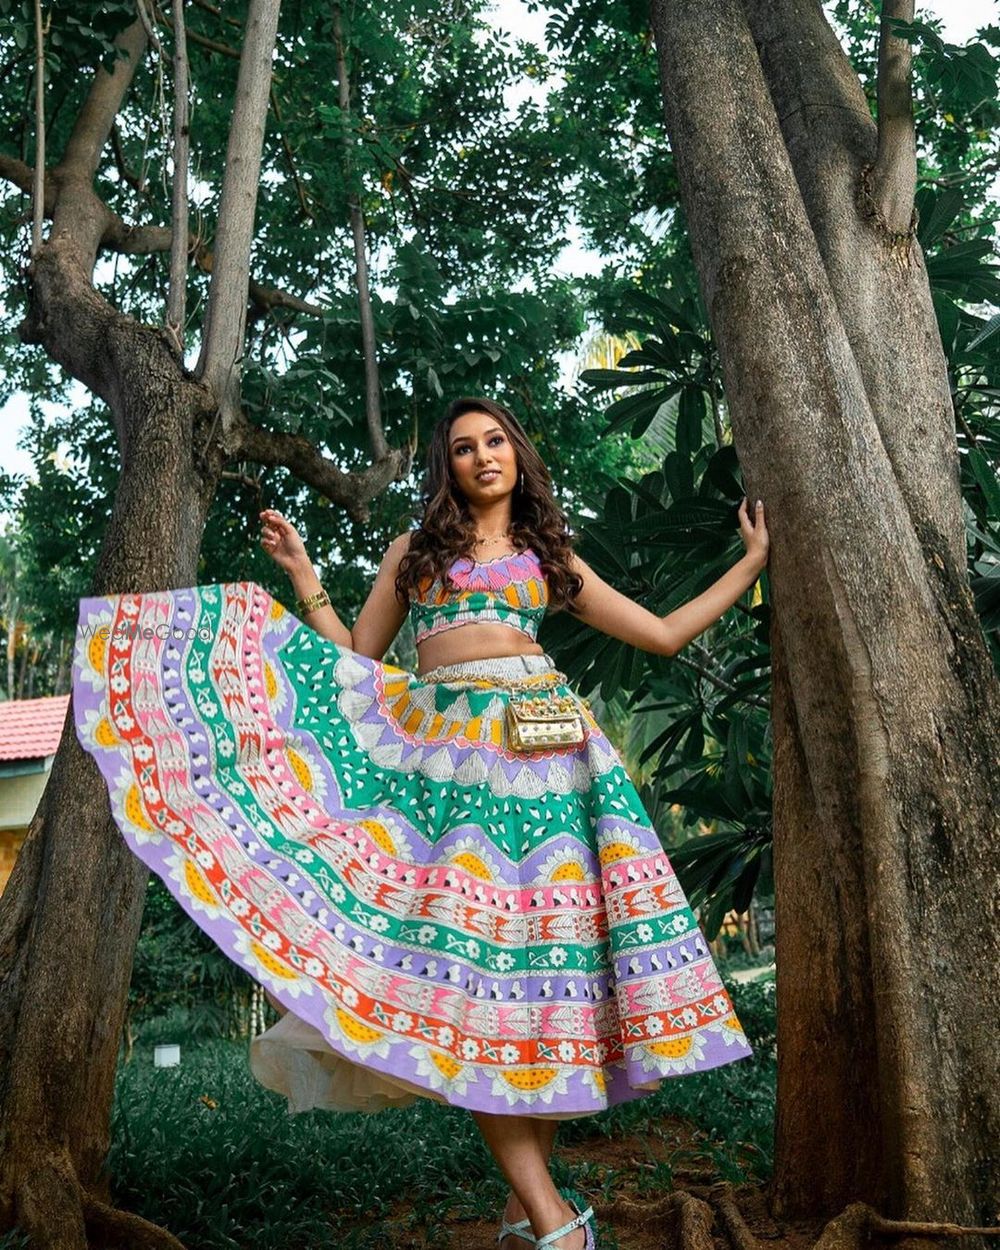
[0,35,230,1250]
[739,0,960,572]
[194,0,283,420]
[30,0,44,255]
[0,0,419,1236]
[333,1,387,461]
[0,569,197,1250]
[650,0,1000,1233]
[5,595,17,701]
[167,0,191,349]
[0,25,231,1250]
[0,258,219,1246]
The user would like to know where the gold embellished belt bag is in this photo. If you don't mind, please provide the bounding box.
[504,690,587,752]
[421,667,589,753]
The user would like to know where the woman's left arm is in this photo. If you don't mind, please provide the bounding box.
[569,497,769,657]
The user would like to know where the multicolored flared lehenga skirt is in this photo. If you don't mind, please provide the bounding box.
[72,580,754,1117]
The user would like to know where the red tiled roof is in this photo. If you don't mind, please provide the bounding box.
[0,695,71,761]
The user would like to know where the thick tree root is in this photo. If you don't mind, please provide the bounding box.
[628,1187,1000,1250]
[814,1202,1000,1250]
[81,1195,188,1250]
[729,1183,784,1241]
[670,1189,718,1250]
[2,1157,189,1250]
[708,1181,771,1250]
[11,1160,88,1250]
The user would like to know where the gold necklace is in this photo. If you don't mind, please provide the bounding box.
[473,528,512,547]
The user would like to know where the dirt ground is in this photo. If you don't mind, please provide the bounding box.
[375,1116,823,1250]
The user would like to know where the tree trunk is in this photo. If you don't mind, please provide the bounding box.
[650,0,1000,1234]
[0,247,220,1248]
[6,595,17,701]
[16,635,28,701]
[54,635,69,697]
[0,2,411,1238]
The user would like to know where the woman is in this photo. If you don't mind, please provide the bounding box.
[73,395,768,1250]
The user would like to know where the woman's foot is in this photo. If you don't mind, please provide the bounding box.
[498,1192,533,1248]
[532,1196,592,1249]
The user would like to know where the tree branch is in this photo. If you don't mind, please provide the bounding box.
[3,1,367,353]
[190,0,243,28]
[872,0,917,235]
[194,0,281,412]
[0,152,331,319]
[110,122,148,194]
[674,643,769,709]
[737,1,884,237]
[157,4,313,232]
[167,0,191,350]
[231,419,412,524]
[56,20,148,184]
[0,151,43,201]
[153,4,241,60]
[31,0,44,255]
[49,18,149,272]
[245,273,329,316]
[10,20,152,403]
[135,0,169,64]
[333,2,387,461]
[220,468,264,491]
[270,84,314,222]
[10,0,413,533]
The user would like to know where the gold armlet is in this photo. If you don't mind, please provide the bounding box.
[296,589,331,616]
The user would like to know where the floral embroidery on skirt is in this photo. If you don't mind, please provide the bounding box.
[72,581,754,1117]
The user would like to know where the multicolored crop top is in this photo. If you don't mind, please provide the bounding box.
[408,546,549,646]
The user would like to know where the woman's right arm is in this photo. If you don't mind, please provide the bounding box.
[259,509,352,646]
[259,510,411,657]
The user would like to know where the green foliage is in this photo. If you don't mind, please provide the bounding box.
[0,0,134,75]
[887,17,1000,111]
[0,0,642,649]
[830,2,1000,216]
[666,826,773,948]
[912,186,1000,649]
[578,278,715,443]
[129,876,260,1044]
[535,0,675,264]
[104,975,773,1248]
[11,402,116,618]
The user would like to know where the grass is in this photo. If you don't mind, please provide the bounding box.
[96,975,776,1249]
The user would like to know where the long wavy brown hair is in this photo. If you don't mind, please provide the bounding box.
[394,397,583,613]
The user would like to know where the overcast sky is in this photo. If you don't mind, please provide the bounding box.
[1,1,997,491]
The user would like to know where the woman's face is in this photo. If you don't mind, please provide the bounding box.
[447,410,519,505]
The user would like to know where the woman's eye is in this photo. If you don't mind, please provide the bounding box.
[453,436,502,455]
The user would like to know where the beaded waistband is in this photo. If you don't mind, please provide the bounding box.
[418,653,562,685]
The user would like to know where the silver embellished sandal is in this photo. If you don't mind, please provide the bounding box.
[497,1213,534,1245]
[534,1199,596,1249]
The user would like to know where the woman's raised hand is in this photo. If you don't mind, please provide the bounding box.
[259,509,310,573]
[738,497,770,569]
